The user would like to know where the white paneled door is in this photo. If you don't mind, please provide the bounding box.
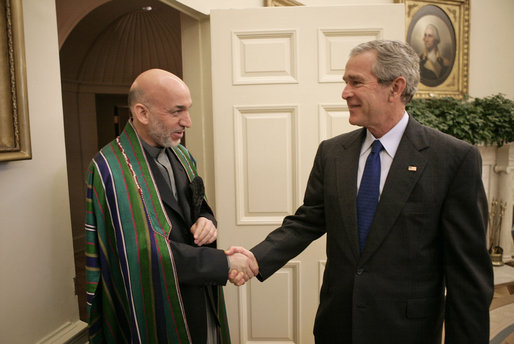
[211,5,404,343]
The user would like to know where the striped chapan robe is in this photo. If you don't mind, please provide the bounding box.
[85,121,230,343]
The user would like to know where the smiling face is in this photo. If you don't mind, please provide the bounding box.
[342,50,392,136]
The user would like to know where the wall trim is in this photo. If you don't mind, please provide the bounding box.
[36,321,88,344]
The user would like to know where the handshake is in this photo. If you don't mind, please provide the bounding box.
[225,246,259,286]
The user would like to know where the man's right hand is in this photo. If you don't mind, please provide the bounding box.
[225,246,259,286]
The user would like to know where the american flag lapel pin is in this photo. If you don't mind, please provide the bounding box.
[408,166,417,172]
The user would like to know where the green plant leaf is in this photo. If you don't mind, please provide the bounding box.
[406,94,514,146]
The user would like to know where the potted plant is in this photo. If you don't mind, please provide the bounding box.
[406,94,514,147]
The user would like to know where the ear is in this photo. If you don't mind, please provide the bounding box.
[133,103,150,125]
[389,76,407,101]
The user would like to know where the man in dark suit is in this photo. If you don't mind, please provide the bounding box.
[227,40,493,343]
[127,69,257,343]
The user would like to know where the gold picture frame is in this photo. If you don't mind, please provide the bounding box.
[0,0,31,162]
[395,0,470,98]
[265,0,304,7]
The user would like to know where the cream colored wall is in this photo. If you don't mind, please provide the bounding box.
[0,0,511,343]
[175,0,262,15]
[0,0,85,343]
[185,0,514,99]
[180,14,217,206]
[180,0,514,216]
[469,0,514,99]
[304,0,514,99]
[56,0,109,47]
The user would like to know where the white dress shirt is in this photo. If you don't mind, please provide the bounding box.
[357,112,409,196]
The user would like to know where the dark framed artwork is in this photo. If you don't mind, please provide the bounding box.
[396,0,470,98]
[0,0,30,162]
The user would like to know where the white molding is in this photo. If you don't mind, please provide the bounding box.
[234,105,298,225]
[239,261,300,342]
[36,321,88,344]
[479,144,514,262]
[232,29,298,85]
[318,28,383,83]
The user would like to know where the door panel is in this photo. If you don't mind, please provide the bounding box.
[211,5,404,343]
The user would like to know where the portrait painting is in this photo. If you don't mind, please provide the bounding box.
[0,0,31,162]
[396,0,470,98]
[407,4,456,87]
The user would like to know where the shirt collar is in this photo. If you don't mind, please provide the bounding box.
[141,138,164,159]
[361,111,409,158]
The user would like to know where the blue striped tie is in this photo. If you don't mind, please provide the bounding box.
[357,140,383,252]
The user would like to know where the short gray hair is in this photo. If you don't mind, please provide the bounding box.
[350,40,420,104]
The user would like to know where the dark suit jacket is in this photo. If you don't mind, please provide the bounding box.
[251,117,493,344]
[145,147,228,344]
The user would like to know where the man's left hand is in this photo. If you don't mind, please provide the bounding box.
[190,217,217,246]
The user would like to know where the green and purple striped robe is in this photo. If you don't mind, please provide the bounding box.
[85,121,230,343]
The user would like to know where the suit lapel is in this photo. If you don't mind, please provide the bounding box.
[359,118,429,264]
[336,129,365,262]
